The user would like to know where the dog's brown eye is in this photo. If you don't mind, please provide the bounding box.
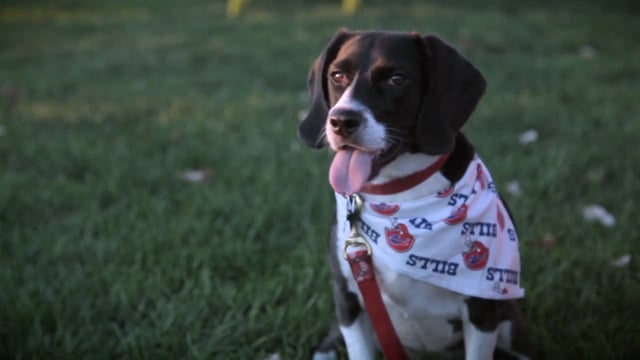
[330,71,347,84]
[388,73,406,86]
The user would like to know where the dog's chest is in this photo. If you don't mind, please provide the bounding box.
[331,157,524,351]
[336,234,464,352]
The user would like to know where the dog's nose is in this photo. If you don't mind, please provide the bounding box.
[329,109,363,137]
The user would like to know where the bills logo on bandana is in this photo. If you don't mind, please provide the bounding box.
[385,223,415,252]
[463,240,489,270]
[445,204,468,225]
[369,202,400,216]
[437,185,454,198]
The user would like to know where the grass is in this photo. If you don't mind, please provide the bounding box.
[1,0,639,359]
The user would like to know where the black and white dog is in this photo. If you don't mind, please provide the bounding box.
[298,30,530,360]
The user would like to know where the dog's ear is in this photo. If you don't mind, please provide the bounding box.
[298,29,351,148]
[414,35,487,154]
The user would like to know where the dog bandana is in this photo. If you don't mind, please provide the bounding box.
[335,157,525,299]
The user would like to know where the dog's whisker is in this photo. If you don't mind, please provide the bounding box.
[317,128,327,146]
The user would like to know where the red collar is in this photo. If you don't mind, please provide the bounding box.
[361,153,451,195]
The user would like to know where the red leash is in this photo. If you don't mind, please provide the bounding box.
[341,156,451,358]
[343,194,409,360]
[346,250,409,360]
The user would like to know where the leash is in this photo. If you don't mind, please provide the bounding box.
[343,194,409,360]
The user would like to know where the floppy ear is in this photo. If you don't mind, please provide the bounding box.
[414,35,487,154]
[297,30,351,148]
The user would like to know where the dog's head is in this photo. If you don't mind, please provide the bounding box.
[298,30,486,194]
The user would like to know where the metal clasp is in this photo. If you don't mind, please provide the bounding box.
[343,235,372,259]
[342,194,371,259]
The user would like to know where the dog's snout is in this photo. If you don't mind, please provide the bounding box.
[329,109,363,137]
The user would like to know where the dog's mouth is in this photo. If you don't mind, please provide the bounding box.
[329,142,403,195]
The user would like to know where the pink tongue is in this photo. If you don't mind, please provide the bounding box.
[329,148,375,194]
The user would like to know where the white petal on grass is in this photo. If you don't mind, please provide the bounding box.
[505,180,522,196]
[170,130,183,142]
[579,45,597,59]
[289,141,301,152]
[312,350,338,360]
[585,167,605,184]
[611,254,631,268]
[582,204,616,227]
[518,129,538,145]
[177,168,212,183]
[266,353,282,360]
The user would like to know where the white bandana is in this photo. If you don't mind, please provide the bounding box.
[336,157,525,300]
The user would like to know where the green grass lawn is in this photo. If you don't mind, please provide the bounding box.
[1,0,639,358]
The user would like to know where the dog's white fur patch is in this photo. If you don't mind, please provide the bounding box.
[339,315,376,360]
[374,255,465,352]
[368,152,451,202]
[326,84,386,152]
[363,153,452,203]
[497,320,513,350]
[461,306,498,360]
[369,153,440,184]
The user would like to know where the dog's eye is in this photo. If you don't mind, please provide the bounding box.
[330,71,347,84]
[387,73,406,86]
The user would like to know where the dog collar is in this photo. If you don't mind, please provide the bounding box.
[361,153,450,195]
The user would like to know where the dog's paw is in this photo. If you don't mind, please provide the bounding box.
[312,350,337,360]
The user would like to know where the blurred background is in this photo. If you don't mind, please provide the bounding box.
[1,0,638,358]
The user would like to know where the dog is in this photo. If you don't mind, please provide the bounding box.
[298,30,530,360]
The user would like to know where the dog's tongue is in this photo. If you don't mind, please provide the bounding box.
[329,148,375,194]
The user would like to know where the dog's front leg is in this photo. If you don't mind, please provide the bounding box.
[340,313,375,359]
[334,282,375,359]
[462,322,498,360]
[461,302,498,360]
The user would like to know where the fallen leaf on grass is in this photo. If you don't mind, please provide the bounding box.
[265,353,281,360]
[518,129,538,145]
[170,130,183,142]
[585,167,606,184]
[505,180,522,196]
[530,233,557,250]
[579,45,597,59]
[176,168,213,184]
[1,84,23,115]
[289,141,301,152]
[582,204,615,227]
[610,254,631,268]
[457,36,480,52]
[1,84,23,103]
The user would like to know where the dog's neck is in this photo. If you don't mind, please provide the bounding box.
[365,152,451,203]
